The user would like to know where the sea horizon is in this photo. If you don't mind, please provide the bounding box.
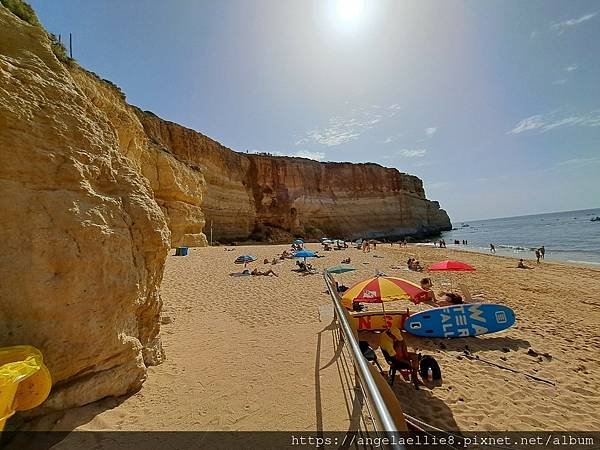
[439,207,600,266]
[453,206,600,224]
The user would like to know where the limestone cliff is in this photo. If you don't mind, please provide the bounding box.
[137,113,451,242]
[0,0,450,416]
[0,5,171,412]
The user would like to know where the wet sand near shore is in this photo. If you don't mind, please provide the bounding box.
[33,243,600,433]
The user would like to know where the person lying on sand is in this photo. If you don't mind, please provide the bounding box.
[435,292,463,306]
[251,268,278,277]
[419,278,464,307]
[517,259,533,269]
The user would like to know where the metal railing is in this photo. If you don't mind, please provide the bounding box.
[323,272,405,449]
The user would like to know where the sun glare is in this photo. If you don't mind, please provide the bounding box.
[336,0,365,22]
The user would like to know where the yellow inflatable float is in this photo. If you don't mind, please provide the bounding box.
[0,346,52,431]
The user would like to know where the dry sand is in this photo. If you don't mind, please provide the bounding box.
[35,243,600,432]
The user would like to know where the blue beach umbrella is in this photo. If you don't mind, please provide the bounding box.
[235,255,256,267]
[294,249,316,263]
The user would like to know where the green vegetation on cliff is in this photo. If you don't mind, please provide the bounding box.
[1,0,39,26]
[1,0,74,66]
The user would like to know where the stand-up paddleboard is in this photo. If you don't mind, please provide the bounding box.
[404,304,515,338]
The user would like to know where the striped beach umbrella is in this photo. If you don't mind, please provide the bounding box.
[341,276,429,309]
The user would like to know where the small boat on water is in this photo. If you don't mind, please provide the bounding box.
[461,223,470,228]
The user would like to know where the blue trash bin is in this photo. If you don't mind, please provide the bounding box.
[175,247,188,256]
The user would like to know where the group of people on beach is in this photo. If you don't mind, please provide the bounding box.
[406,258,423,271]
[361,240,377,252]
[535,246,545,263]
[434,240,447,248]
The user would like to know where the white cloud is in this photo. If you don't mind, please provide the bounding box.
[295,104,400,147]
[565,64,578,72]
[425,127,437,136]
[508,115,545,134]
[508,110,600,134]
[398,149,427,158]
[555,157,600,167]
[530,31,538,39]
[553,79,567,85]
[551,12,597,33]
[383,136,393,144]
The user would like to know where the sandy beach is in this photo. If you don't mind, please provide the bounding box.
[33,243,600,434]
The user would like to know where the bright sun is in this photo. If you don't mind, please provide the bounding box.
[336,0,365,22]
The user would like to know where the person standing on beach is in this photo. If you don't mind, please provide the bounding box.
[490,243,496,253]
[535,249,541,264]
[540,246,545,259]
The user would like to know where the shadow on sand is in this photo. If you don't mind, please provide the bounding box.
[314,320,378,442]
[409,335,531,354]
[390,380,459,431]
[2,394,132,450]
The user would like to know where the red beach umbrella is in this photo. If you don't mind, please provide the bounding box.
[428,260,475,272]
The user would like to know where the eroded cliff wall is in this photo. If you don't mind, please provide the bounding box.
[137,113,451,242]
[0,0,450,416]
[0,5,171,412]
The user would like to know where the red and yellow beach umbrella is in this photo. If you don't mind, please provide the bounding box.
[341,276,429,309]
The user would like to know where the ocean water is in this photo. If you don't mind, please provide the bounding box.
[438,208,600,266]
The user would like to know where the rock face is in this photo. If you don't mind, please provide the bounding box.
[0,0,450,416]
[0,6,170,411]
[69,68,208,249]
[137,113,452,242]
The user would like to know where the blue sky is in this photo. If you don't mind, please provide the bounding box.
[29,0,600,221]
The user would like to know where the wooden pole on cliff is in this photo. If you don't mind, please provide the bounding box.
[210,220,213,246]
[69,33,72,59]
